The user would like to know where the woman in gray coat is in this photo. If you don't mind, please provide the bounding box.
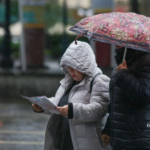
[32,41,110,150]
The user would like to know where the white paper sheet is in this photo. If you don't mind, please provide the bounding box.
[21,95,59,114]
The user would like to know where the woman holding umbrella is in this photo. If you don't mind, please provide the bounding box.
[101,46,150,150]
[69,12,150,150]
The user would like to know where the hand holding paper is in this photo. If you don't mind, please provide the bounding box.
[32,104,43,112]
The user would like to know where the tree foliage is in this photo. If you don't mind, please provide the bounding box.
[0,0,19,24]
[45,0,62,29]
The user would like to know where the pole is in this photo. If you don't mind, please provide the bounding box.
[62,0,68,55]
[18,0,27,71]
[110,0,116,68]
[0,0,13,68]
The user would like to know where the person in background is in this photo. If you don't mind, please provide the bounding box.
[32,41,110,150]
[102,46,150,150]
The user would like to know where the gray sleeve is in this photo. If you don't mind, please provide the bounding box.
[73,75,110,122]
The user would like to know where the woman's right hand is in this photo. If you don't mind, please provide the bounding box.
[101,134,110,146]
[32,104,43,112]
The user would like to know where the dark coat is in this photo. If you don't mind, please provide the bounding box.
[102,54,150,150]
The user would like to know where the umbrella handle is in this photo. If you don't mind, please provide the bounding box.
[122,47,128,64]
[75,33,84,44]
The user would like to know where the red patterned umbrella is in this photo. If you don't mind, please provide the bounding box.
[69,12,150,53]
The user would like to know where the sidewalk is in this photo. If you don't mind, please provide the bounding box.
[0,96,49,150]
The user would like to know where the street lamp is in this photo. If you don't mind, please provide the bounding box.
[0,0,13,68]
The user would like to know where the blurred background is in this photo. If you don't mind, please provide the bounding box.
[0,0,150,150]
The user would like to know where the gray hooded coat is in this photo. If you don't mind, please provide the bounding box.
[43,41,110,150]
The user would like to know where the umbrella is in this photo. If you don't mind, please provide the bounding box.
[69,12,150,63]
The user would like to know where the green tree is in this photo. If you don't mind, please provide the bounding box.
[0,0,19,24]
[45,0,62,29]
[10,0,19,23]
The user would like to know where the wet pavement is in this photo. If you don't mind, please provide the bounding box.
[0,97,50,150]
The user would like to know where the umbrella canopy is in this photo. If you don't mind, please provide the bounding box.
[69,12,150,53]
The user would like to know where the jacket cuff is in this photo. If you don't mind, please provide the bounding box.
[68,103,73,119]
[116,68,129,74]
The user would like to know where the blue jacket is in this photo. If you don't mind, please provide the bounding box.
[103,54,150,150]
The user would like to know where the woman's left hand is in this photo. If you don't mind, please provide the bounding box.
[116,60,128,72]
[56,105,68,118]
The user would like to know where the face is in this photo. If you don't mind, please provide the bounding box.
[68,67,85,81]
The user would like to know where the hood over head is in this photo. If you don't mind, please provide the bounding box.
[60,41,102,77]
